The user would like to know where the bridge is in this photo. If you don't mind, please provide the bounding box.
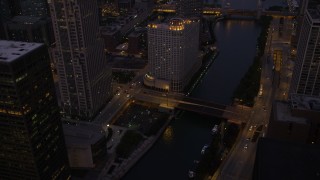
[134,91,252,124]
[203,7,296,18]
[154,4,296,19]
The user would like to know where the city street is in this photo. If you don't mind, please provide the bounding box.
[216,16,293,180]
[93,65,150,128]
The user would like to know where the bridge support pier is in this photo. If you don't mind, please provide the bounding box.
[256,0,262,19]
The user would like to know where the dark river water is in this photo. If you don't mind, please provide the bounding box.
[123,19,261,180]
[121,0,289,178]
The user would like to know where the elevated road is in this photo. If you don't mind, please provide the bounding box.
[134,90,250,123]
[154,4,296,18]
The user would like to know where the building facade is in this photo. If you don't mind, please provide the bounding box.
[0,40,69,179]
[3,16,53,46]
[290,6,320,97]
[267,94,320,144]
[48,0,112,121]
[19,0,49,17]
[63,124,107,168]
[0,0,48,18]
[145,18,201,92]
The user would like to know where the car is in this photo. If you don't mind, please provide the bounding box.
[244,144,248,149]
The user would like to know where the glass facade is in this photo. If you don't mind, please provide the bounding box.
[0,43,70,179]
[291,8,320,97]
[49,0,112,121]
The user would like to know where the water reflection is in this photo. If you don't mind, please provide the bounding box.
[162,126,174,145]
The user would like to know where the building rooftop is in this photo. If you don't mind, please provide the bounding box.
[63,123,105,146]
[128,31,142,38]
[274,101,307,124]
[0,40,43,62]
[290,94,320,112]
[100,26,121,36]
[253,138,320,180]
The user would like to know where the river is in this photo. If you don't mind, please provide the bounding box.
[121,0,288,178]
[123,18,261,179]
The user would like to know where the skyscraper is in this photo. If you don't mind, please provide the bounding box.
[0,0,13,39]
[3,16,53,46]
[48,0,112,121]
[290,6,320,97]
[145,18,200,92]
[0,40,69,179]
[20,0,49,17]
[0,0,49,18]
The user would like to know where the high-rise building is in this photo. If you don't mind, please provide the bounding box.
[48,0,112,121]
[144,18,201,92]
[19,0,49,17]
[175,0,207,44]
[0,40,70,179]
[299,0,309,15]
[0,0,12,39]
[0,0,12,20]
[3,16,54,46]
[0,0,48,18]
[290,6,320,97]
[176,0,203,19]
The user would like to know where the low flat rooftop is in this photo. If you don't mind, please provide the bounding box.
[100,26,121,35]
[290,94,320,112]
[128,31,142,37]
[274,101,307,124]
[63,123,105,146]
[0,40,43,62]
[254,138,320,180]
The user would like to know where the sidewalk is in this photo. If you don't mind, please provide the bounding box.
[98,116,173,180]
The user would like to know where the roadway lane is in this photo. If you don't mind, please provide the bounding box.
[217,17,288,180]
[93,65,150,128]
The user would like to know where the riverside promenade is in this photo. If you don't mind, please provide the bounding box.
[98,115,173,180]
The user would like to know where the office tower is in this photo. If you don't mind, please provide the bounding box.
[48,0,112,121]
[0,0,11,39]
[0,40,69,179]
[145,18,200,92]
[0,0,12,20]
[176,0,203,19]
[290,6,320,97]
[118,0,135,11]
[19,0,49,17]
[300,0,309,15]
[176,0,207,44]
[3,16,53,46]
[0,0,48,18]
[0,0,19,18]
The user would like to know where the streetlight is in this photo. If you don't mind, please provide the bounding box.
[165,85,170,107]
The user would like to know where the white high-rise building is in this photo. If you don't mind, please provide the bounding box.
[144,18,201,92]
[48,0,112,121]
[290,6,320,97]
